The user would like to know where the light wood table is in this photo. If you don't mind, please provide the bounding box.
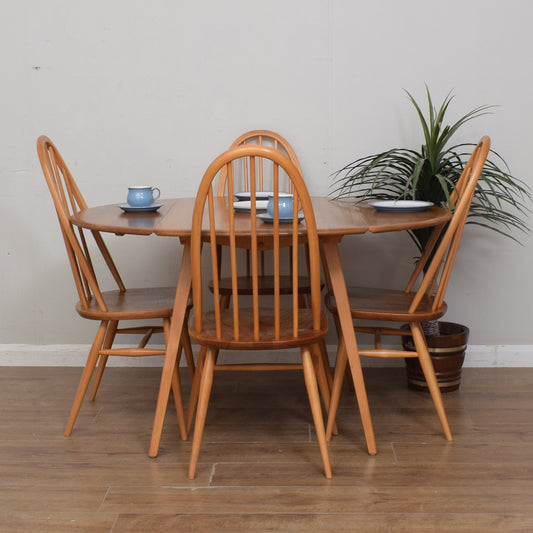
[72,197,451,457]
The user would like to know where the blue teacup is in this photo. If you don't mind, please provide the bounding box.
[127,186,160,207]
[267,193,293,218]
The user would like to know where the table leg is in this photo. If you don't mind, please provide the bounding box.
[320,238,377,455]
[149,242,192,458]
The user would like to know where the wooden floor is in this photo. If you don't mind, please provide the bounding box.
[1,365,533,532]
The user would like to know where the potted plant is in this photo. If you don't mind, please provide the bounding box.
[331,87,531,391]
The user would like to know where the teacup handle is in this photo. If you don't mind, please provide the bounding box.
[152,187,160,201]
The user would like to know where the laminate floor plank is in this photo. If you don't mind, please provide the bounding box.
[111,512,533,533]
[100,485,533,515]
[0,461,211,489]
[0,486,107,513]
[393,441,533,464]
[210,461,533,488]
[0,512,117,533]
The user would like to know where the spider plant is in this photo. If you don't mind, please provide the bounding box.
[331,88,531,254]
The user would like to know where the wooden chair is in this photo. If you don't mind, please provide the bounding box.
[37,136,191,439]
[187,144,332,479]
[203,130,332,419]
[324,136,491,443]
[217,130,303,192]
[213,130,313,307]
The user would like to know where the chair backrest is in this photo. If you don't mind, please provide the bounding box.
[217,130,303,197]
[405,136,491,312]
[37,136,125,312]
[191,145,322,341]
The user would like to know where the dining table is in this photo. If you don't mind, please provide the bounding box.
[71,197,451,458]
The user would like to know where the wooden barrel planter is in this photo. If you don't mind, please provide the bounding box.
[402,322,469,393]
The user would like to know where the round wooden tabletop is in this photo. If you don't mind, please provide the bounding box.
[71,197,452,238]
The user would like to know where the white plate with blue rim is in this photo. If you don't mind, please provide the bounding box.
[368,200,433,213]
[257,213,304,224]
[233,200,269,213]
[234,191,273,201]
[234,191,292,201]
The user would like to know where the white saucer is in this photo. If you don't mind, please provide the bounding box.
[368,200,433,213]
[234,191,273,201]
[234,191,292,201]
[257,213,304,224]
[233,200,269,213]
[117,203,163,213]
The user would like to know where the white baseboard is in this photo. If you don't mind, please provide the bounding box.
[0,344,531,367]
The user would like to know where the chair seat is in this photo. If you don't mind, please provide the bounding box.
[210,275,314,295]
[76,287,177,320]
[189,308,328,350]
[325,286,447,323]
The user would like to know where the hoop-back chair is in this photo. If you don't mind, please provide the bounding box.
[213,130,313,307]
[324,136,491,443]
[217,129,303,195]
[187,144,332,479]
[197,131,333,431]
[37,136,189,439]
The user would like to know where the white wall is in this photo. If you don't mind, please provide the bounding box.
[1,1,532,352]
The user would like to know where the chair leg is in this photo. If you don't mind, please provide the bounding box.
[65,321,108,436]
[186,345,207,433]
[332,312,354,391]
[318,338,341,431]
[171,365,187,441]
[89,354,108,402]
[220,294,231,309]
[318,338,334,391]
[316,340,339,435]
[411,322,453,441]
[313,343,331,406]
[164,317,187,441]
[312,342,338,436]
[89,320,118,401]
[188,348,217,480]
[181,322,196,381]
[326,336,348,441]
[301,346,332,479]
